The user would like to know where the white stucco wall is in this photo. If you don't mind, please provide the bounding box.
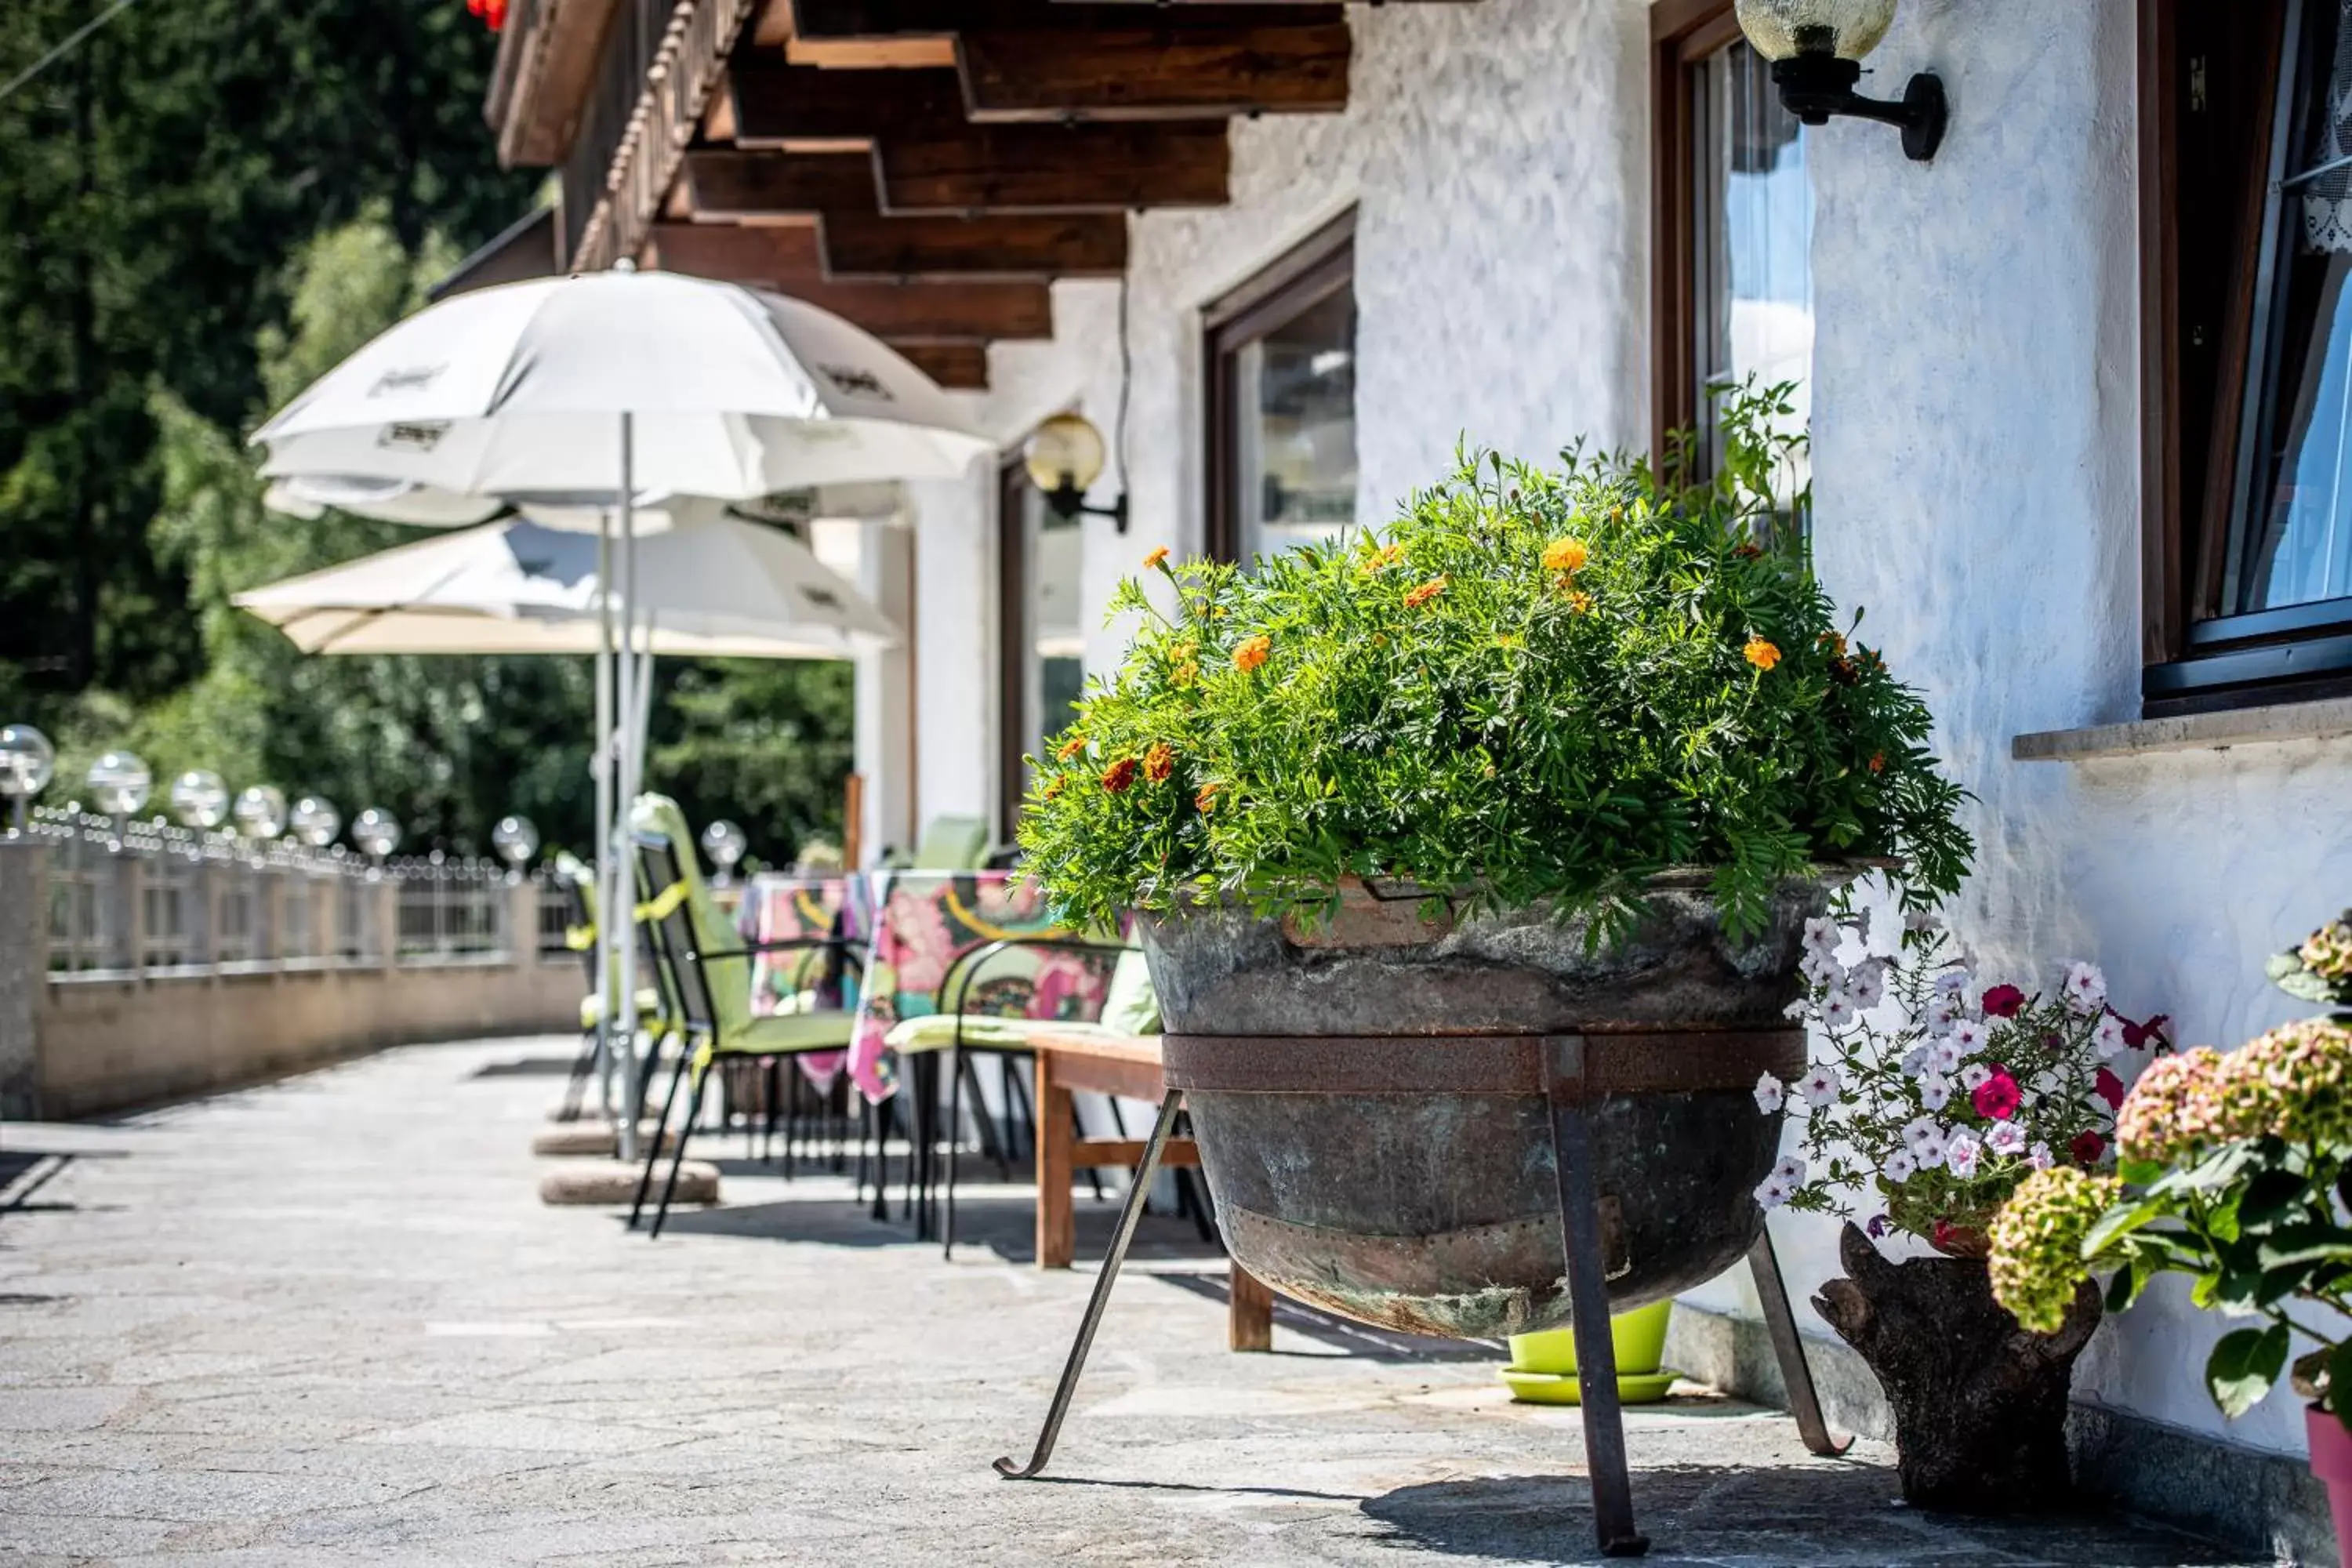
[922,0,2352,1460]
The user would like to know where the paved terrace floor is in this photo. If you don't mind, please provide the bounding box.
[0,1035,2274,1567]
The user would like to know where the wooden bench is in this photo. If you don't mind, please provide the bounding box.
[1029,1029,1274,1352]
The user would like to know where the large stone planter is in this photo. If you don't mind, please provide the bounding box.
[1142,875,1830,1342]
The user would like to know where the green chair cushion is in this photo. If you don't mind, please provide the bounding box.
[911,815,991,870]
[712,1010,858,1058]
[1099,949,1160,1036]
[881,1015,1124,1056]
[579,988,666,1033]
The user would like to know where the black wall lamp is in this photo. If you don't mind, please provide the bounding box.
[1022,412,1129,532]
[1736,0,1947,164]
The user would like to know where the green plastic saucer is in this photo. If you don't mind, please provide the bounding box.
[1497,1367,1682,1406]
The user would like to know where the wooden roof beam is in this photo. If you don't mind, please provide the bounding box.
[642,223,1058,339]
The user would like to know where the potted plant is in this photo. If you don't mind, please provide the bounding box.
[1762,915,2169,1510]
[1018,390,1972,1340]
[1990,908,2352,1554]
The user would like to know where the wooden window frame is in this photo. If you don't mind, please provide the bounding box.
[1202,212,1358,564]
[1651,0,1748,461]
[2141,0,2352,713]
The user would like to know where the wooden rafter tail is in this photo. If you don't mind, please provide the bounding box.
[643,223,1058,339]
[874,122,1231,214]
[953,20,1350,122]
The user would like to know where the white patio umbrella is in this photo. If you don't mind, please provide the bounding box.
[249,265,991,1160]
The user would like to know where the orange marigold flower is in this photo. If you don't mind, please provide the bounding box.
[1403,575,1449,611]
[1542,537,1589,575]
[1744,637,1783,672]
[1733,543,1765,561]
[1143,546,1170,570]
[1142,742,1175,783]
[1042,776,1065,801]
[1101,757,1138,794]
[1055,734,1087,761]
[1869,752,1887,774]
[1568,590,1595,615]
[1170,661,1200,689]
[1233,634,1272,673]
[1819,631,1848,656]
[1194,783,1218,813]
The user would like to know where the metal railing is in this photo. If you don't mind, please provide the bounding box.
[21,805,575,980]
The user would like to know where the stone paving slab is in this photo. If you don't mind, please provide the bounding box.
[0,1036,2280,1566]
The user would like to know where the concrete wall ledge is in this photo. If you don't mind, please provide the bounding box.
[2013,696,2352,762]
[1668,1301,2336,1565]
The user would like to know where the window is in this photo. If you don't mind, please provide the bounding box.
[1204,215,1359,564]
[1654,1,1817,481]
[996,459,1086,836]
[2145,0,2352,710]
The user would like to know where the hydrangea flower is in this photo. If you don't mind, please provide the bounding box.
[2063,961,2109,1016]
[1752,1072,1785,1114]
[1988,1167,2119,1333]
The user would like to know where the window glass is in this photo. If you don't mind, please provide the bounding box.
[1232,287,1359,562]
[999,469,1084,826]
[2233,0,2352,616]
[1694,38,1815,492]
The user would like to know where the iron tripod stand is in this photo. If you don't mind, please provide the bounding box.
[992,1087,1851,1559]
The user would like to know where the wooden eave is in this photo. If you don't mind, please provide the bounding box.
[544,0,1472,389]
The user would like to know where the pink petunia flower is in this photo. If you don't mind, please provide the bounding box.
[1972,1067,2024,1121]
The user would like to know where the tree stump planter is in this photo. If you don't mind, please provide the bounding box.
[1814,1222,2101,1513]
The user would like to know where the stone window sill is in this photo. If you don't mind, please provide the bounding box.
[2013,696,2352,762]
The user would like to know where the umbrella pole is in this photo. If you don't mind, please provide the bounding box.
[595,497,620,1140]
[614,412,645,1160]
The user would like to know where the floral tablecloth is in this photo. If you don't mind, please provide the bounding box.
[739,873,855,1018]
[844,870,1111,1102]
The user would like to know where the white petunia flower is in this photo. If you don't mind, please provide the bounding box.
[1926,1039,1964,1076]
[2064,961,2108,1016]
[1945,1128,1984,1178]
[1951,1018,1989,1054]
[1900,1045,1930,1080]
[1798,1065,1842,1108]
[1960,1062,1993,1091]
[1911,1127,1950,1170]
[1773,1155,1807,1187]
[1933,969,1970,998]
[1755,1174,1792,1210]
[1905,909,1944,936]
[1882,1149,1918,1184]
[1820,992,1859,1030]
[2092,1015,2129,1058]
[1783,999,1808,1021]
[1918,1073,1953,1112]
[1846,959,1887,1010]
[1926,995,1963,1035]
[1802,917,1842,957]
[1986,1122,2027,1157]
[1902,1116,1940,1150]
[1753,1073,1785,1114]
[1801,949,1847,991]
[2028,1142,2056,1171]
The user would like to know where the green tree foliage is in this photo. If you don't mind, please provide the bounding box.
[0,0,535,709]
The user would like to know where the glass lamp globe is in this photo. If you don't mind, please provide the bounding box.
[290,795,341,848]
[353,807,402,860]
[233,785,288,841]
[0,724,56,800]
[169,770,229,829]
[492,815,539,868]
[1022,412,1106,496]
[87,751,153,817]
[1734,0,1897,60]
[701,818,747,874]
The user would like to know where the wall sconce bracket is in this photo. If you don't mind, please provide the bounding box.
[1770,53,1947,163]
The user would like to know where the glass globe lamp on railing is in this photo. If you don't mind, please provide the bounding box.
[86,751,153,829]
[492,815,539,880]
[291,795,341,850]
[0,723,56,833]
[353,807,401,870]
[701,819,747,887]
[233,785,288,844]
[169,769,229,831]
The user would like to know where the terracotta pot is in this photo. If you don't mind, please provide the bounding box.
[2307,1405,2352,1567]
[1142,874,1834,1341]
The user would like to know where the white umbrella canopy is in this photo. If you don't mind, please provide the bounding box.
[231,511,897,656]
[250,270,991,496]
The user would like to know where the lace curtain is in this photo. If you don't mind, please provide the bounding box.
[2305,0,2352,252]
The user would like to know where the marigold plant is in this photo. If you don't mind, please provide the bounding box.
[1017,388,1973,939]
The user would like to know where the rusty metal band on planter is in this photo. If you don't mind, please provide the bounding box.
[1161,1029,1806,1097]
